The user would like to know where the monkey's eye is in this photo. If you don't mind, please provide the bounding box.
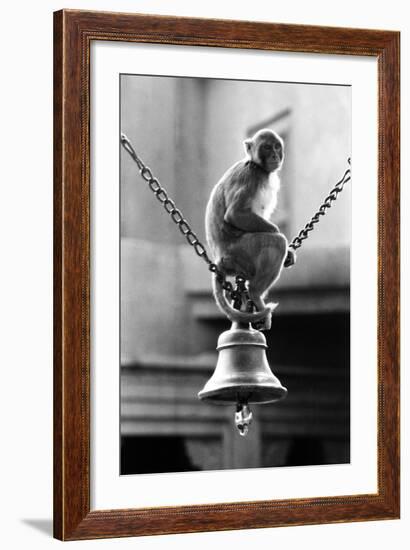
[274,142,282,151]
[262,143,271,150]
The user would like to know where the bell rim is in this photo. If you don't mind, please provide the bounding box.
[198,383,288,405]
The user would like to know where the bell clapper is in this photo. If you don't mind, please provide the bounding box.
[235,401,253,437]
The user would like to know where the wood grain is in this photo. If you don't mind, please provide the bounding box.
[53,9,400,541]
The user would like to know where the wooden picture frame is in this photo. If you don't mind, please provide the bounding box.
[53,9,400,541]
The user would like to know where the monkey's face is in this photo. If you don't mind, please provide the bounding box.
[256,133,284,172]
[245,129,284,173]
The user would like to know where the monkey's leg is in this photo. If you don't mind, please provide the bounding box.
[219,250,256,280]
[245,232,288,305]
[244,232,287,330]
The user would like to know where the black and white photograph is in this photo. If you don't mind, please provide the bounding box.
[1,0,404,547]
[120,74,351,476]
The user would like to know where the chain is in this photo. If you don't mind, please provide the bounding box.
[121,133,350,302]
[288,159,351,251]
[120,133,240,301]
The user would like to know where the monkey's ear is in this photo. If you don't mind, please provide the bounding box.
[244,138,253,154]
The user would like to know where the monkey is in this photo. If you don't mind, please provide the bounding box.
[205,128,295,330]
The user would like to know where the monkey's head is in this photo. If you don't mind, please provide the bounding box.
[244,129,284,173]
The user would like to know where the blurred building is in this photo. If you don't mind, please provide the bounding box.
[120,75,351,474]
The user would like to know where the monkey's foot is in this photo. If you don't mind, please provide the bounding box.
[253,315,271,331]
[252,302,277,331]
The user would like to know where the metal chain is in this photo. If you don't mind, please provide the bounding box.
[121,133,350,301]
[121,133,240,300]
[288,158,351,251]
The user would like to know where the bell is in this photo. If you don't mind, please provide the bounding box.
[198,322,287,406]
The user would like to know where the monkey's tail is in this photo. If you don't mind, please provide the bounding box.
[212,274,277,325]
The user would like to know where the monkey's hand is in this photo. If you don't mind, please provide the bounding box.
[284,249,296,268]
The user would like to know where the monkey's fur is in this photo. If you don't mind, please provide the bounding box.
[206,129,294,330]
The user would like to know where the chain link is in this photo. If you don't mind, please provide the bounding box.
[120,133,236,298]
[121,133,351,300]
[289,159,351,251]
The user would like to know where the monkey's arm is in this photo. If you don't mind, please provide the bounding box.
[224,188,280,233]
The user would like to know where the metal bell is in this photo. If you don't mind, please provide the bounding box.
[198,322,287,405]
